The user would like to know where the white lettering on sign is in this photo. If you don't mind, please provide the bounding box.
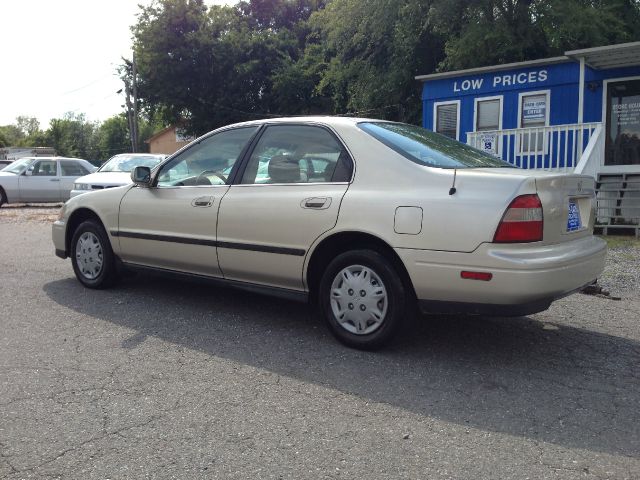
[452,69,548,93]
[491,69,548,88]
[522,99,547,123]
[453,78,484,92]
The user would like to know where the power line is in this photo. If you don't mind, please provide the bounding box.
[60,74,114,96]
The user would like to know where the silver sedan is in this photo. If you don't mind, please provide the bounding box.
[52,117,606,349]
[0,157,96,206]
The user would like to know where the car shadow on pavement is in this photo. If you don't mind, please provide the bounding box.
[44,273,640,458]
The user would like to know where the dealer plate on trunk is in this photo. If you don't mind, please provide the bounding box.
[567,200,582,232]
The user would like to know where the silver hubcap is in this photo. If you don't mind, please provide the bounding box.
[330,265,388,335]
[75,232,103,280]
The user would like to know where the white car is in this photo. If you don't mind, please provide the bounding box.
[70,153,166,198]
[52,117,606,349]
[0,157,96,206]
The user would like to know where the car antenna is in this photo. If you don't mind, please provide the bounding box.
[449,168,457,195]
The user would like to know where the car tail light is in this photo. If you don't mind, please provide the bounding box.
[493,194,543,243]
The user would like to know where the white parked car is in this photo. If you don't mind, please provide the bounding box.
[70,153,166,198]
[52,117,606,349]
[0,157,96,206]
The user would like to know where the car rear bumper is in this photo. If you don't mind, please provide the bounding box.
[396,235,606,315]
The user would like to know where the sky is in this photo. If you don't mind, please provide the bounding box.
[0,0,232,129]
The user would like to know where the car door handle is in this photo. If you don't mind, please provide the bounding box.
[302,197,331,209]
[192,196,214,207]
[50,178,60,182]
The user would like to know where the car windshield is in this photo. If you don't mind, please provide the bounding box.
[99,154,164,173]
[358,122,514,169]
[1,157,34,174]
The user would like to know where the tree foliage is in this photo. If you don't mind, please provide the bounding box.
[0,113,157,165]
[132,0,324,135]
[8,0,640,153]
[129,0,640,130]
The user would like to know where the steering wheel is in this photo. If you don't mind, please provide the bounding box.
[195,170,227,185]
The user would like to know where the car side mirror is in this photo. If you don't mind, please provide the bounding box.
[25,167,33,176]
[131,166,152,187]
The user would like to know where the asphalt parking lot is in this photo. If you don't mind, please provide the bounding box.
[1,205,639,479]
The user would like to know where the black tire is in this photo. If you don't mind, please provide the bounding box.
[70,220,118,289]
[319,249,407,350]
[0,188,6,207]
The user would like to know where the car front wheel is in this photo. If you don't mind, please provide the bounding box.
[320,250,406,350]
[71,220,117,289]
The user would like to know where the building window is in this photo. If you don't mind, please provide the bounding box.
[475,97,502,131]
[434,101,460,140]
[473,97,503,155]
[518,91,549,153]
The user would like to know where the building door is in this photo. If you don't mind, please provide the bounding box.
[605,78,640,166]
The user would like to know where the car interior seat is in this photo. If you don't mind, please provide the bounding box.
[268,155,301,183]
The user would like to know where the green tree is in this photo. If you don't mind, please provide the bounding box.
[44,113,99,160]
[429,0,640,71]
[541,0,640,53]
[131,0,325,134]
[290,0,441,123]
[95,114,131,159]
[15,116,41,138]
[429,0,549,71]
[0,124,25,146]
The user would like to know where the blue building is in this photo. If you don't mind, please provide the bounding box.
[416,42,640,181]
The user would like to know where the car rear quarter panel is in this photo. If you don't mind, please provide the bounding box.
[333,124,533,253]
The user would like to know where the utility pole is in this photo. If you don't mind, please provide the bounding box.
[124,79,135,152]
[122,52,139,153]
[131,52,139,153]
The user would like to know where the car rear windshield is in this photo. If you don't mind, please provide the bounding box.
[358,122,513,169]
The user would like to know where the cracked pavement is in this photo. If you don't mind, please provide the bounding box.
[1,213,639,479]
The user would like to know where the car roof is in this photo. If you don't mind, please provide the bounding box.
[111,153,165,157]
[219,116,381,130]
[16,156,88,161]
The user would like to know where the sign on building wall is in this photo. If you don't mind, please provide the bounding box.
[522,97,547,125]
[478,132,498,155]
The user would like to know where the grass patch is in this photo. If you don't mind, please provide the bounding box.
[597,235,640,249]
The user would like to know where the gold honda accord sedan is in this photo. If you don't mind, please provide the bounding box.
[53,117,606,349]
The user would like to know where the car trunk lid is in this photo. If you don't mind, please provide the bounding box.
[533,173,597,244]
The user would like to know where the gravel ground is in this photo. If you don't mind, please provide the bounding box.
[597,241,640,295]
[0,204,62,224]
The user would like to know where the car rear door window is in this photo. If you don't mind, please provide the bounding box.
[60,160,91,176]
[240,125,352,184]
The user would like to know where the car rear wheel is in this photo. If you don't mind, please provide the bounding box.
[319,250,406,350]
[71,220,117,289]
[0,188,6,207]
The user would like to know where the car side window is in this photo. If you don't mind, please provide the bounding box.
[60,160,90,176]
[240,125,352,184]
[31,160,58,176]
[156,127,258,187]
